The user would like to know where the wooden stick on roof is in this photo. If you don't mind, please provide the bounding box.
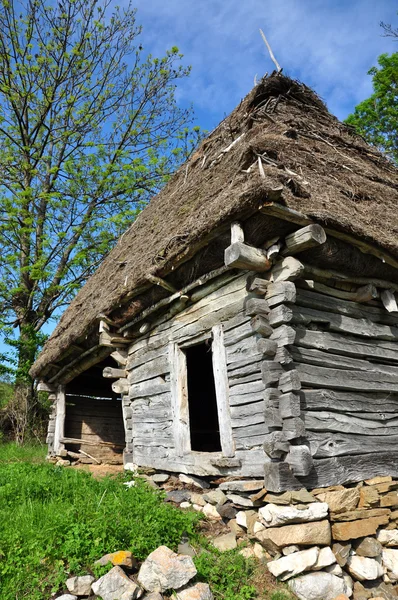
[259,29,282,73]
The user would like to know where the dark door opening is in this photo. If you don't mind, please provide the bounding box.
[185,341,221,452]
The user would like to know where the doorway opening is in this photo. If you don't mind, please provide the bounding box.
[185,341,221,452]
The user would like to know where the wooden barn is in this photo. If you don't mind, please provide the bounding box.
[30,74,398,491]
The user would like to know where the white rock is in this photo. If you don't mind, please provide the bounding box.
[192,504,204,512]
[203,489,227,505]
[152,473,169,483]
[382,548,398,581]
[259,503,329,528]
[176,582,214,599]
[313,547,337,571]
[180,502,192,509]
[226,494,255,507]
[66,575,95,596]
[377,529,398,546]
[253,520,266,535]
[268,547,319,581]
[289,572,352,600]
[346,555,383,581]
[189,493,206,506]
[253,543,267,561]
[283,545,300,556]
[138,546,197,593]
[343,573,353,595]
[212,532,237,552]
[142,594,163,600]
[125,462,139,473]
[325,563,344,577]
[179,474,210,489]
[56,596,77,600]
[236,511,248,529]
[219,480,264,493]
[203,503,222,521]
[92,566,142,600]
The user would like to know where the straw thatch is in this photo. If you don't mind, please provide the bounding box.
[31,73,398,379]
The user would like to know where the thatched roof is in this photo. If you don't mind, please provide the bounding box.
[31,73,398,380]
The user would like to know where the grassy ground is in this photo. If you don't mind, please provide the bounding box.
[0,443,291,600]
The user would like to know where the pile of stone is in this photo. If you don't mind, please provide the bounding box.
[142,471,398,600]
[56,547,212,600]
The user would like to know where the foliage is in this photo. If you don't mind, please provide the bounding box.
[345,52,398,164]
[0,380,13,410]
[0,0,202,382]
[194,548,257,600]
[0,458,200,599]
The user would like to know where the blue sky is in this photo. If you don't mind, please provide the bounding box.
[1,1,397,363]
[131,0,397,129]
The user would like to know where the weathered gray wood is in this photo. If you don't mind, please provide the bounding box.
[225,242,271,271]
[231,221,245,244]
[111,349,128,366]
[308,431,398,458]
[296,279,378,303]
[227,352,263,370]
[272,257,305,283]
[264,407,282,428]
[294,327,398,364]
[54,385,66,455]
[290,346,398,375]
[129,356,169,384]
[296,288,398,326]
[235,435,268,450]
[274,346,293,365]
[282,224,326,255]
[302,389,398,413]
[103,367,127,379]
[229,371,262,385]
[264,461,302,492]
[286,445,313,476]
[233,422,269,438]
[267,241,282,262]
[261,361,283,386]
[250,315,273,337]
[269,304,294,327]
[228,360,262,379]
[169,342,190,457]
[257,338,278,356]
[265,281,296,307]
[231,412,265,428]
[283,416,306,439]
[223,321,254,347]
[246,276,270,296]
[37,381,56,393]
[300,452,398,489]
[279,393,301,418]
[212,324,235,457]
[270,325,296,347]
[278,370,301,393]
[263,431,290,458]
[229,380,264,396]
[226,335,260,364]
[295,362,398,393]
[111,378,129,395]
[303,262,398,293]
[305,410,398,436]
[231,401,265,421]
[381,289,398,313]
[245,297,270,317]
[129,377,170,400]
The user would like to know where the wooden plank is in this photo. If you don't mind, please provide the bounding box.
[244,298,270,317]
[265,281,296,307]
[54,385,66,455]
[228,360,262,380]
[225,242,271,271]
[282,224,326,255]
[300,452,398,489]
[223,320,254,347]
[212,324,235,457]
[296,279,378,303]
[295,362,398,393]
[295,327,398,364]
[309,431,398,458]
[250,315,273,336]
[272,257,305,282]
[303,263,398,294]
[247,276,270,295]
[290,346,398,375]
[129,377,170,400]
[305,410,398,436]
[103,367,127,379]
[233,422,268,439]
[169,342,190,456]
[302,389,398,413]
[279,392,301,418]
[128,356,169,385]
[270,325,296,346]
[257,338,278,357]
[235,435,267,450]
[229,389,265,406]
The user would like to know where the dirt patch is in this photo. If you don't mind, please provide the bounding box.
[249,562,294,600]
[72,463,124,479]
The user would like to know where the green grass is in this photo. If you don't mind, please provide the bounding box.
[0,447,257,600]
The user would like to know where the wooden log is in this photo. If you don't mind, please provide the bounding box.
[103,367,127,379]
[295,363,398,393]
[250,315,273,337]
[129,378,170,400]
[302,389,398,414]
[223,321,253,347]
[61,436,125,448]
[246,276,270,295]
[232,422,269,438]
[261,362,283,387]
[381,289,398,313]
[244,297,270,317]
[308,431,398,459]
[294,327,398,364]
[264,388,280,405]
[110,349,128,366]
[263,431,290,459]
[267,241,282,261]
[274,346,293,365]
[286,445,313,476]
[146,274,177,293]
[265,281,296,307]
[37,381,56,393]
[290,346,398,374]
[270,325,296,347]
[272,257,305,283]
[231,221,244,243]
[278,370,301,393]
[283,417,306,440]
[257,338,278,357]
[300,452,398,489]
[305,410,398,436]
[225,242,271,272]
[264,461,302,492]
[303,263,398,294]
[279,393,301,418]
[282,224,326,255]
[112,379,129,395]
[269,305,294,328]
[296,279,378,303]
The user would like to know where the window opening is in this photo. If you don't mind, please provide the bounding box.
[185,341,222,452]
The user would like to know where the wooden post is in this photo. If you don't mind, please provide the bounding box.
[231,222,244,244]
[169,342,191,457]
[53,385,66,455]
[212,324,235,457]
[282,224,327,255]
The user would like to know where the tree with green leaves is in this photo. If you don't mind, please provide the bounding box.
[0,0,201,398]
[345,52,398,164]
